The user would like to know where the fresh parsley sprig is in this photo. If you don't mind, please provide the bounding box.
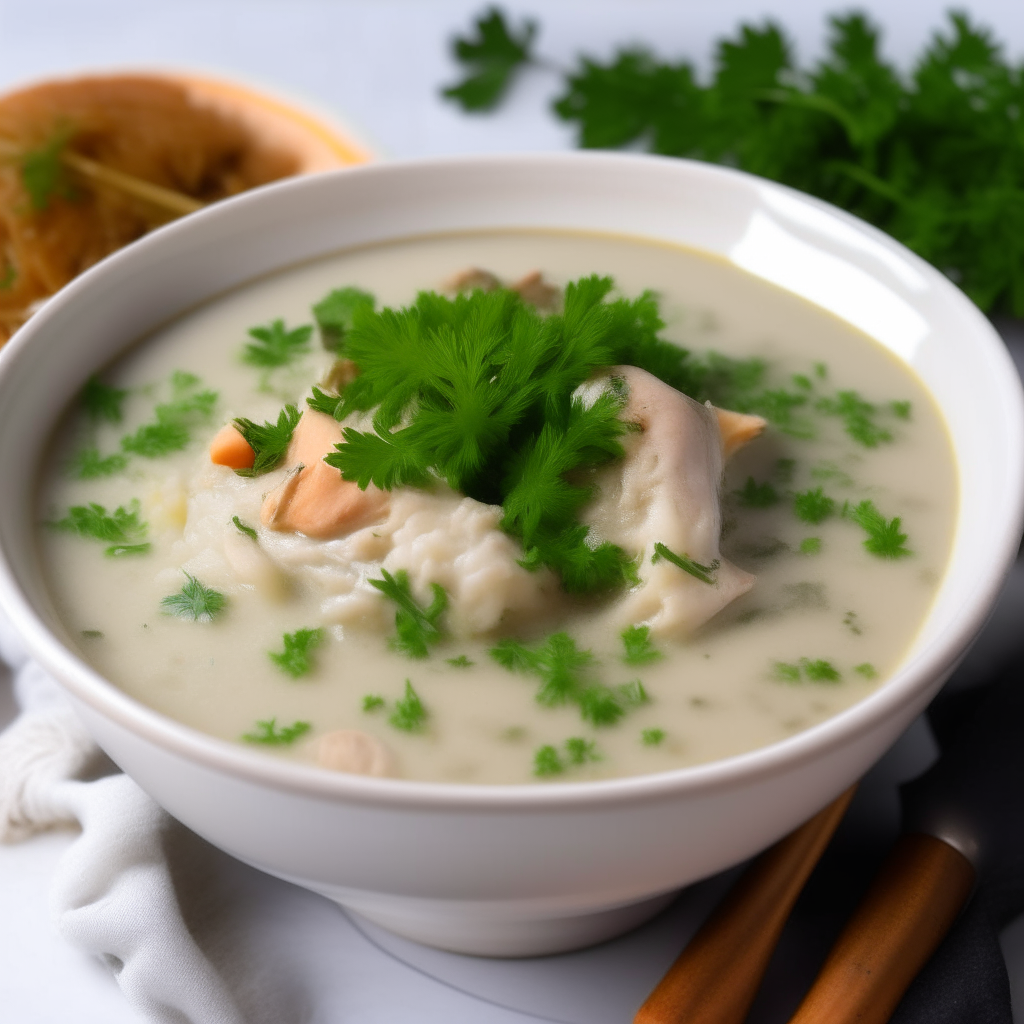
[49,499,150,557]
[161,573,226,622]
[232,404,301,477]
[389,680,429,732]
[620,624,662,666]
[242,718,311,745]
[269,628,324,678]
[120,371,218,458]
[81,376,128,423]
[369,569,447,658]
[313,287,375,352]
[242,319,313,368]
[846,499,911,559]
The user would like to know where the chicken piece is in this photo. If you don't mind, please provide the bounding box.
[260,409,389,539]
[316,730,394,777]
[443,267,500,294]
[583,366,759,637]
[510,270,560,310]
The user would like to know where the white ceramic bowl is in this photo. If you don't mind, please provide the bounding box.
[1,154,1021,957]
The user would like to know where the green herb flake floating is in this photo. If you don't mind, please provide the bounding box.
[447,9,1024,316]
[651,542,719,585]
[642,728,666,747]
[232,516,258,541]
[242,319,313,368]
[362,694,386,712]
[565,737,600,765]
[69,447,129,480]
[120,372,218,459]
[533,744,564,776]
[269,628,324,678]
[620,624,662,666]
[243,718,311,746]
[389,680,428,732]
[232,404,301,477]
[81,376,128,423]
[847,499,911,559]
[50,499,150,557]
[735,477,779,508]
[793,488,836,525]
[161,573,226,622]
[369,569,447,658]
[313,286,375,351]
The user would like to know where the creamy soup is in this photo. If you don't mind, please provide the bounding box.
[36,231,957,784]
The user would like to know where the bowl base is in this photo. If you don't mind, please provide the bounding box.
[340,890,679,957]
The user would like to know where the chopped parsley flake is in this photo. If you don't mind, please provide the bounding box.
[121,421,190,458]
[774,658,841,683]
[232,516,258,541]
[773,661,802,682]
[313,287,375,351]
[242,718,311,746]
[160,573,226,622]
[69,447,129,479]
[120,372,218,458]
[242,319,313,368]
[891,401,912,420]
[774,458,796,484]
[491,632,594,707]
[843,611,863,636]
[620,624,662,666]
[232,404,301,477]
[617,680,650,708]
[388,680,428,732]
[565,737,600,765]
[855,662,879,679]
[816,390,893,448]
[735,476,779,508]
[446,655,474,667]
[443,7,537,111]
[847,500,911,559]
[50,499,150,557]
[642,728,665,746]
[579,685,625,726]
[80,630,103,639]
[269,628,324,678]
[793,487,836,525]
[533,744,564,776]
[369,569,447,658]
[81,376,128,423]
[799,537,822,555]
[652,542,719,585]
[362,694,386,712]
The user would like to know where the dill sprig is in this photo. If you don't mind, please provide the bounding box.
[242,319,313,368]
[50,499,150,557]
[620,624,662,666]
[160,573,226,622]
[232,404,301,477]
[651,542,719,585]
[242,718,311,745]
[389,680,428,732]
[847,499,911,559]
[368,569,447,658]
[269,628,324,678]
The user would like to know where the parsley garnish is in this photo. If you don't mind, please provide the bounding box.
[642,728,665,746]
[446,655,474,667]
[313,287,375,351]
[362,694,386,712]
[847,499,911,559]
[242,718,311,745]
[651,542,719,585]
[534,744,564,776]
[269,628,324,678]
[369,569,447,658]
[455,8,1024,315]
[579,685,626,726]
[232,516,258,541]
[793,488,836,525]
[232,404,301,477]
[306,385,344,418]
[20,130,75,211]
[891,401,912,420]
[160,573,226,622]
[620,624,662,666]
[242,319,313,368]
[50,500,150,556]
[855,662,879,679]
[799,537,822,555]
[735,476,779,508]
[443,7,537,111]
[121,372,218,458]
[565,737,600,765]
[69,447,129,479]
[81,376,128,423]
[773,658,841,683]
[389,680,428,732]
[816,390,892,448]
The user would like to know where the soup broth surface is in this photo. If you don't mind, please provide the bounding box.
[37,231,957,784]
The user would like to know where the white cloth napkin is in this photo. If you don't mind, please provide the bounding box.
[0,611,248,1024]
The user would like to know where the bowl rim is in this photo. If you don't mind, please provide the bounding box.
[2,149,1022,811]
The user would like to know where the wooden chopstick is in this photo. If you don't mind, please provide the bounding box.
[635,786,856,1024]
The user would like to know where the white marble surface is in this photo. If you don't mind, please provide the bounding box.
[2,2,1024,1021]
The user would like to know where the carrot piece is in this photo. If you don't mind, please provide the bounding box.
[209,423,255,469]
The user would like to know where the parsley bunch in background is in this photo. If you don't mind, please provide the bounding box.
[444,8,1024,317]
